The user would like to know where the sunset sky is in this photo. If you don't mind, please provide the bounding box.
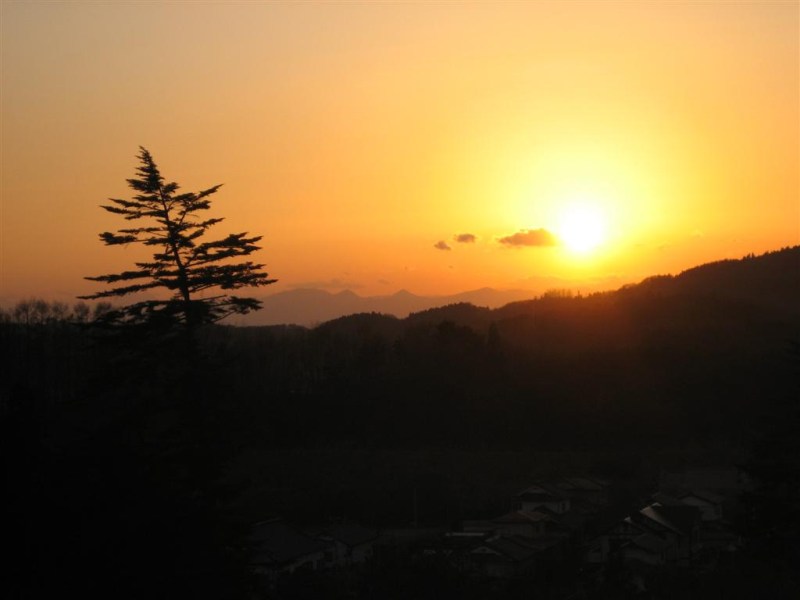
[1,1,798,305]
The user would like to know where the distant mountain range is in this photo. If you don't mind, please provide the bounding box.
[234,246,800,327]
[236,287,539,326]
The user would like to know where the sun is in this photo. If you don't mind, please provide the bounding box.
[556,203,607,254]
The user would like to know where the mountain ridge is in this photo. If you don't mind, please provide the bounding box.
[236,246,800,328]
[237,286,538,326]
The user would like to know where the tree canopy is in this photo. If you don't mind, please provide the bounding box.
[81,147,275,330]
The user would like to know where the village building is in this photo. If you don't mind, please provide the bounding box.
[249,518,332,579]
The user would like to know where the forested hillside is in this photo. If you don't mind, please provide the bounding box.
[3,246,798,597]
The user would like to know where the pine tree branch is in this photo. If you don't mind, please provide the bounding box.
[79,280,162,298]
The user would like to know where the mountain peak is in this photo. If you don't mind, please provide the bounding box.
[335,289,360,298]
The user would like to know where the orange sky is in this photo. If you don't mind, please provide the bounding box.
[1,1,798,305]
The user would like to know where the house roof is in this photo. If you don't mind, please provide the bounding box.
[651,492,684,506]
[443,531,490,548]
[618,516,647,535]
[322,523,379,547]
[638,504,699,536]
[509,533,566,552]
[249,519,330,566]
[550,510,588,531]
[485,536,540,562]
[652,504,700,535]
[680,489,724,505]
[485,534,561,560]
[515,484,569,502]
[557,477,608,492]
[636,506,681,535]
[493,510,550,525]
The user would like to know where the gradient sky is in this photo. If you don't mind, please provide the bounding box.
[1,1,798,304]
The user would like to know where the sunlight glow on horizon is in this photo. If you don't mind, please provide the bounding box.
[0,2,797,301]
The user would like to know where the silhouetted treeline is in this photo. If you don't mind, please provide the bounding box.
[3,248,798,451]
[2,301,253,599]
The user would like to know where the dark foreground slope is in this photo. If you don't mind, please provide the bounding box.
[2,247,798,597]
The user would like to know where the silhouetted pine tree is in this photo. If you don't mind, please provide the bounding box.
[72,149,277,597]
[80,147,275,332]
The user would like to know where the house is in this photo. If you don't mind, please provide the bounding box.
[316,522,379,567]
[426,531,490,557]
[554,476,611,508]
[650,491,685,507]
[249,518,332,578]
[462,518,501,535]
[515,484,571,514]
[696,519,741,553]
[491,509,549,538]
[659,466,751,497]
[598,502,701,568]
[679,490,725,521]
[660,467,751,523]
[468,534,564,579]
[621,533,669,566]
[539,505,590,543]
[630,504,700,566]
[417,531,489,573]
[606,515,648,545]
[462,506,576,542]
[469,536,539,578]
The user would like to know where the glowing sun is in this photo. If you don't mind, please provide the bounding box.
[556,203,608,254]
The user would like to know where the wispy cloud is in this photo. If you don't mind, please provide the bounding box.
[498,228,557,248]
[434,240,452,251]
[454,233,477,243]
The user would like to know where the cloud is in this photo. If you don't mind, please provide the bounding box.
[498,228,557,248]
[454,233,477,243]
[434,240,452,251]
